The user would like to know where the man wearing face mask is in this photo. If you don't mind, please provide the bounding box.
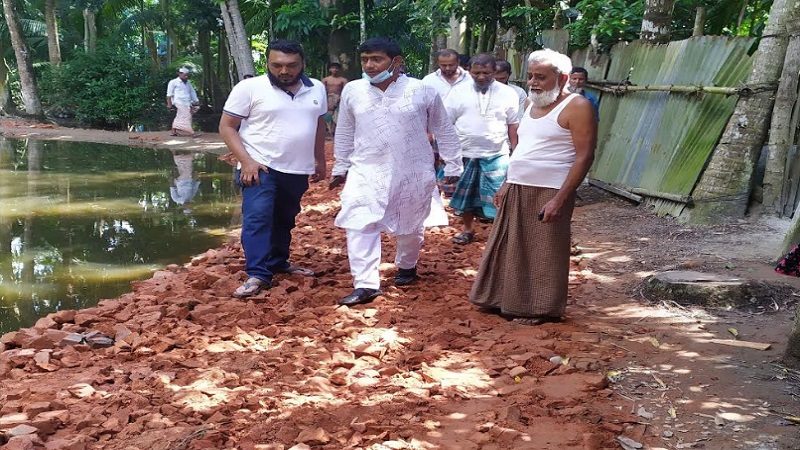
[445,54,519,245]
[219,39,327,299]
[330,37,463,306]
[470,49,596,326]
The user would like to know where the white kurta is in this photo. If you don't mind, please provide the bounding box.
[333,75,463,235]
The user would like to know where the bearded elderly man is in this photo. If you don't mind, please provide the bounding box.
[219,39,327,298]
[330,37,463,306]
[470,49,597,325]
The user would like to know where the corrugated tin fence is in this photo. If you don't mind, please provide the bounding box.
[573,37,755,217]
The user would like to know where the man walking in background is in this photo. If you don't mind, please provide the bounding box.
[446,54,519,245]
[322,62,349,135]
[422,49,471,102]
[219,39,327,299]
[495,59,529,121]
[166,67,200,136]
[330,37,462,306]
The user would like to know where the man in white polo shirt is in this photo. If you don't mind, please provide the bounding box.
[422,48,470,101]
[219,39,327,298]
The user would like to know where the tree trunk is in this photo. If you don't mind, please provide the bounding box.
[762,11,800,214]
[693,6,706,37]
[44,0,61,65]
[737,0,750,30]
[462,19,472,56]
[220,0,255,81]
[640,0,677,43]
[486,21,497,53]
[163,0,177,65]
[211,32,225,112]
[145,30,159,69]
[199,29,212,106]
[477,24,488,53]
[327,0,360,80]
[2,0,43,116]
[83,8,97,53]
[359,0,366,44]
[216,31,232,110]
[0,37,14,115]
[687,0,792,223]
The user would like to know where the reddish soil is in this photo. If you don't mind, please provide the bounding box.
[1,123,799,450]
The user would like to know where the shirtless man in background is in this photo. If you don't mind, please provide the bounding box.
[322,62,349,136]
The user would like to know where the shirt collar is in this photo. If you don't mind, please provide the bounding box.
[436,68,467,84]
[300,74,313,87]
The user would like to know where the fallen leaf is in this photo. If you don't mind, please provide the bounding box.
[652,374,667,389]
[606,370,623,383]
[668,406,677,419]
[649,337,660,348]
[727,328,739,339]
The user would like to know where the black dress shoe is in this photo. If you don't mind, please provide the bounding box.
[338,288,382,306]
[394,267,419,286]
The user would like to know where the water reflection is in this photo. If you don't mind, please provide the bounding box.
[0,138,239,333]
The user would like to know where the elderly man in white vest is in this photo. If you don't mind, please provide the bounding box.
[470,48,597,325]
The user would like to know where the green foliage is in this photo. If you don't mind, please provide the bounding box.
[38,44,169,129]
[567,0,645,52]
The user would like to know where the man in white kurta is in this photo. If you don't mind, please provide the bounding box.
[166,67,199,136]
[331,37,462,306]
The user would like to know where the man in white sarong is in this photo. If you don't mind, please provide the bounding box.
[166,67,199,136]
[330,37,463,306]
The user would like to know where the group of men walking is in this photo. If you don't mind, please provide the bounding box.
[217,37,597,326]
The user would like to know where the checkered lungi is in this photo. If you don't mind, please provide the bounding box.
[449,154,509,220]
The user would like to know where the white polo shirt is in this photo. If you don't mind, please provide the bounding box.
[421,68,471,103]
[223,74,327,175]
[444,81,520,159]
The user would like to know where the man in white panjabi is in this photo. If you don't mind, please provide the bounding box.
[166,67,199,136]
[330,37,463,306]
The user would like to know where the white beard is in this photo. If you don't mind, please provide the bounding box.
[530,85,562,108]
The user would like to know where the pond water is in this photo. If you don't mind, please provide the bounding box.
[0,138,240,334]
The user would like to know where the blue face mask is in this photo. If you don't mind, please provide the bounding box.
[363,60,397,84]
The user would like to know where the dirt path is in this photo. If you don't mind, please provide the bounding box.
[0,123,799,449]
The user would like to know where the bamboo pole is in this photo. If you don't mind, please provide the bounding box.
[587,81,776,96]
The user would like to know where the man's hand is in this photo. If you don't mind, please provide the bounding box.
[311,163,327,183]
[329,174,346,189]
[494,183,509,208]
[239,159,268,186]
[539,196,566,223]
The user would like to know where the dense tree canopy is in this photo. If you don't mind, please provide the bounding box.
[0,0,776,128]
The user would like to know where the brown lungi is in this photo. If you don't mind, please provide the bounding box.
[470,183,575,318]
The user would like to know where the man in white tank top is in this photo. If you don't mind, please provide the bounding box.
[469,49,597,326]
